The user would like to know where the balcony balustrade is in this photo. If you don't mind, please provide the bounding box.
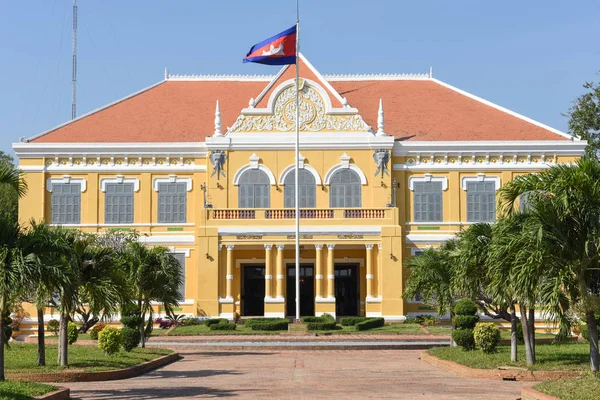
[209,208,392,221]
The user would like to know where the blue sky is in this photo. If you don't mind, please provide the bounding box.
[1,0,599,158]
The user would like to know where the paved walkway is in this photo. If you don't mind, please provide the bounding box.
[146,333,451,343]
[63,349,525,399]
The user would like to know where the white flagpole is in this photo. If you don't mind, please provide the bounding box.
[294,0,301,322]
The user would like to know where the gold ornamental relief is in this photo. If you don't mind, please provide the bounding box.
[228,84,371,133]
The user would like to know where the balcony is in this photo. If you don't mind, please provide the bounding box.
[209,208,394,225]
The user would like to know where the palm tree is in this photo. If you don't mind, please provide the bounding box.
[403,240,458,341]
[0,164,27,198]
[20,221,71,366]
[56,232,124,366]
[499,158,600,372]
[0,213,37,381]
[120,242,183,347]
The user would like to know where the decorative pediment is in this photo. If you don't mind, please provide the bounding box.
[228,78,372,134]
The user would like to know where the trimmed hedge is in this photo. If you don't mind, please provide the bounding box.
[121,316,143,329]
[452,328,475,350]
[305,321,337,330]
[121,327,141,352]
[474,322,501,354]
[300,316,322,323]
[249,319,289,331]
[98,326,122,355]
[355,317,385,331]
[67,322,79,345]
[453,315,479,330]
[209,322,236,331]
[205,318,229,327]
[454,299,478,316]
[341,317,367,326]
[89,324,106,340]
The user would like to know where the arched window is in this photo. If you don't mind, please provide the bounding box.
[238,169,270,208]
[329,169,361,208]
[284,169,316,208]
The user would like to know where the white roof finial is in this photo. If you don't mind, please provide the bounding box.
[164,67,169,80]
[429,66,433,78]
[214,100,223,137]
[376,98,386,136]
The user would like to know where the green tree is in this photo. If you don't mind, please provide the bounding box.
[568,79,600,159]
[120,242,183,347]
[499,158,600,372]
[0,152,22,222]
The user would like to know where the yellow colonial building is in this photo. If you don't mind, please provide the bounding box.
[14,54,585,321]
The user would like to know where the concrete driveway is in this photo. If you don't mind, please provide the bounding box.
[63,349,524,399]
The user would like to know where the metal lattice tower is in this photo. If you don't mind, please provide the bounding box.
[71,0,77,120]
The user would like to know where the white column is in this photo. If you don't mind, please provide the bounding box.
[315,244,323,298]
[276,245,285,298]
[225,245,234,299]
[365,244,374,299]
[327,244,335,298]
[377,243,383,298]
[264,244,273,298]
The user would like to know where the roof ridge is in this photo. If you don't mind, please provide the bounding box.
[167,74,274,82]
[165,72,431,82]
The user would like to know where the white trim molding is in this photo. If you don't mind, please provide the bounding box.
[232,158,277,185]
[152,175,193,191]
[46,175,87,192]
[408,174,448,191]
[324,157,368,185]
[139,235,195,245]
[461,174,501,191]
[405,234,455,244]
[278,163,322,185]
[100,175,140,192]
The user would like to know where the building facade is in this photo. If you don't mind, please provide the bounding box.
[14,54,586,321]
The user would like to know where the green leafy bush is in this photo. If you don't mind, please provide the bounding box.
[454,299,478,316]
[182,317,201,326]
[46,319,59,335]
[67,322,79,345]
[121,327,141,352]
[321,313,335,322]
[453,315,479,330]
[89,324,106,340]
[244,318,286,328]
[209,322,236,331]
[98,326,122,355]
[474,323,501,353]
[205,318,228,327]
[355,318,385,331]
[341,317,367,326]
[452,328,475,350]
[300,316,321,323]
[249,319,289,331]
[120,316,143,329]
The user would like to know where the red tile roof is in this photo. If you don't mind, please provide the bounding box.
[30,68,568,143]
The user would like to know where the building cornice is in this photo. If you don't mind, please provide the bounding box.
[391,140,586,156]
[13,142,208,159]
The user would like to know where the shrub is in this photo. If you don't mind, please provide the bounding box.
[403,317,418,324]
[341,317,367,326]
[454,299,478,316]
[474,323,501,354]
[67,322,79,345]
[121,327,141,352]
[321,313,335,322]
[209,322,236,331]
[182,317,201,326]
[98,326,122,355]
[89,324,106,340]
[205,318,229,327]
[305,321,337,330]
[249,319,289,331]
[47,319,59,335]
[244,318,286,328]
[452,328,475,350]
[300,316,321,323]
[355,318,385,331]
[417,315,440,326]
[453,315,480,330]
[121,316,143,329]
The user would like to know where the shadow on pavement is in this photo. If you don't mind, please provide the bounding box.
[71,386,255,399]
[145,368,244,379]
[178,351,279,357]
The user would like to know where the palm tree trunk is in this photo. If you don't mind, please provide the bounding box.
[140,313,146,348]
[528,308,536,363]
[59,312,68,367]
[586,311,599,372]
[37,307,45,366]
[0,315,5,381]
[521,306,535,366]
[510,303,517,362]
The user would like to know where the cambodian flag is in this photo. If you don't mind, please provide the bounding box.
[243,25,297,65]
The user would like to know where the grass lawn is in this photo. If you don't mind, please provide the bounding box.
[421,325,452,335]
[166,323,440,336]
[0,380,57,400]
[5,344,172,374]
[499,331,557,340]
[429,343,591,371]
[534,375,600,400]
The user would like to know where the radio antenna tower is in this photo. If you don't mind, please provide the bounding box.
[71,0,77,120]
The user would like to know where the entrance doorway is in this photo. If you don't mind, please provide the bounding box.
[286,264,315,317]
[335,264,359,316]
[242,265,265,316]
